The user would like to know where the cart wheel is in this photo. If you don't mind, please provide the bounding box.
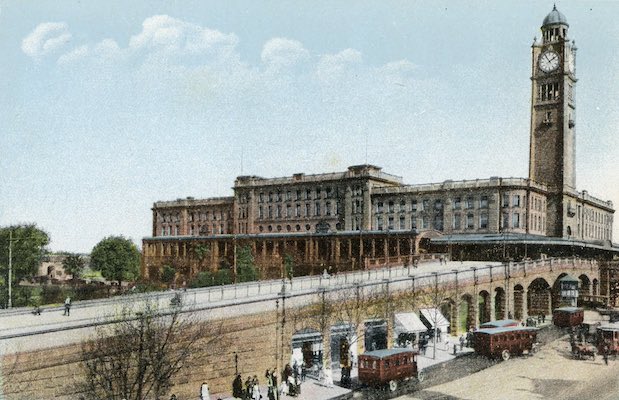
[389,380,398,392]
[501,350,511,361]
[417,370,425,383]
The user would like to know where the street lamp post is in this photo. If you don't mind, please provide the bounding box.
[431,272,438,360]
[8,230,13,308]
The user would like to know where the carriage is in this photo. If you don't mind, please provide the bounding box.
[571,342,596,360]
[473,326,539,361]
[358,348,424,392]
[553,307,584,328]
[596,323,619,354]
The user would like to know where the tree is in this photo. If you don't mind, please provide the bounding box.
[62,253,86,280]
[81,301,210,400]
[90,236,140,285]
[236,245,259,283]
[161,265,176,286]
[0,224,50,306]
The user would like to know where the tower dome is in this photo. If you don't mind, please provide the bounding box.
[542,5,569,27]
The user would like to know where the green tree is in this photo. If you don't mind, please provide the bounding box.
[161,265,176,286]
[90,236,140,285]
[236,245,259,283]
[62,253,85,280]
[0,224,50,306]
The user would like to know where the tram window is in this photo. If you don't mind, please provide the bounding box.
[385,360,390,368]
[372,361,377,369]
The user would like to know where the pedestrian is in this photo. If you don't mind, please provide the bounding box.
[604,344,610,366]
[245,376,252,400]
[63,296,71,316]
[453,343,457,355]
[233,373,244,398]
[541,313,546,324]
[200,382,210,400]
[459,335,465,351]
[300,362,306,382]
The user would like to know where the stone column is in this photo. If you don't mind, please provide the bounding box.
[335,238,341,263]
[521,288,529,320]
[489,288,496,321]
[383,238,389,265]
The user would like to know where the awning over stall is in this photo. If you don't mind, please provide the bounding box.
[419,308,450,329]
[394,312,427,335]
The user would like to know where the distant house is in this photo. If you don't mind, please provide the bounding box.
[37,253,91,282]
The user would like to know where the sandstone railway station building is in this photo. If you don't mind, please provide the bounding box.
[142,6,617,281]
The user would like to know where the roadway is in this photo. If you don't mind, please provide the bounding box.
[0,260,500,354]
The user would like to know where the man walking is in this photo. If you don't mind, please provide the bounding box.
[200,382,209,400]
[63,296,71,316]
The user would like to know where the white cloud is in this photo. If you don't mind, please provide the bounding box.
[57,45,89,65]
[261,38,310,69]
[315,48,363,83]
[128,15,238,57]
[22,22,72,58]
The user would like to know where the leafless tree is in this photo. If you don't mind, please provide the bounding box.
[80,301,214,400]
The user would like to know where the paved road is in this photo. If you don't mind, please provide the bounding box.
[396,328,618,400]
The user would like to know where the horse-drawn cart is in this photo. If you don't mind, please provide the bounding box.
[571,342,596,360]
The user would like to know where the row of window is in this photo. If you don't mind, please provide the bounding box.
[538,82,560,102]
[257,201,341,219]
[186,210,229,222]
[257,223,322,233]
[375,196,491,214]
[373,212,529,231]
[258,187,337,203]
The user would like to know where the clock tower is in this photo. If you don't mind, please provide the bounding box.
[529,5,577,236]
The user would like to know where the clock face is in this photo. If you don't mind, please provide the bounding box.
[539,50,560,73]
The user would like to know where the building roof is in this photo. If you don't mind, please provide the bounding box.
[542,5,569,27]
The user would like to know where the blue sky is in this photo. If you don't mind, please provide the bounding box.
[2,1,619,253]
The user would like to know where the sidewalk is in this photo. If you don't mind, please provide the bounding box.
[210,335,473,400]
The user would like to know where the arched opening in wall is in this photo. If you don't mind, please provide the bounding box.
[494,287,506,320]
[47,265,55,277]
[478,291,491,325]
[459,294,474,332]
[513,284,525,320]
[552,273,570,309]
[593,279,599,296]
[527,278,552,319]
[330,322,356,370]
[579,274,591,296]
[364,319,387,352]
[291,328,323,369]
[440,299,456,334]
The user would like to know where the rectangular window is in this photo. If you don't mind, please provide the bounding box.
[305,203,310,216]
[513,213,520,228]
[286,191,292,201]
[400,200,406,212]
[295,204,300,217]
[276,205,281,218]
[422,199,430,211]
[377,216,383,230]
[513,195,521,208]
[453,214,461,230]
[502,194,510,208]
[388,201,395,213]
[306,189,312,200]
[480,213,488,229]
[259,193,264,203]
[399,216,406,230]
[377,202,384,213]
[453,197,461,209]
[433,215,443,231]
[466,214,474,229]
[466,197,474,209]
[388,216,394,230]
[259,206,264,219]
[434,199,443,210]
[411,218,417,229]
[422,216,429,229]
[480,196,488,208]
[315,202,321,216]
[411,200,418,212]
[325,201,331,216]
[286,204,291,217]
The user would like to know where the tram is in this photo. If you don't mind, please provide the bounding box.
[552,307,584,328]
[473,326,539,361]
[358,348,424,392]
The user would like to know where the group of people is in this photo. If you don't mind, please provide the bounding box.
[231,363,303,400]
